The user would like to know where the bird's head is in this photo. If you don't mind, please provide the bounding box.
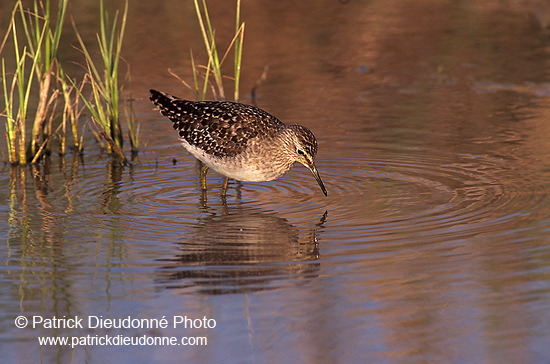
[287,125,327,197]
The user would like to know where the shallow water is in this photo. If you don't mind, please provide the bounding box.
[1,0,550,363]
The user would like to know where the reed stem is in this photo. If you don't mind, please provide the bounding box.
[72,0,130,161]
[189,0,245,102]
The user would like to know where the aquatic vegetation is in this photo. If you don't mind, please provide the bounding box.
[0,0,138,165]
[188,0,245,102]
[1,0,67,164]
[72,0,134,161]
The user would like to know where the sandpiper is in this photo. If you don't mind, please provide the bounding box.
[150,89,327,197]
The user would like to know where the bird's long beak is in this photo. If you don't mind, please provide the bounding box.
[306,162,327,197]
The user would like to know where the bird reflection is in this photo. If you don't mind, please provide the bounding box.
[155,209,327,294]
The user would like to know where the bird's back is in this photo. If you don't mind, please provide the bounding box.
[150,89,285,158]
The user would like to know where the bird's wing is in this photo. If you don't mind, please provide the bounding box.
[150,89,284,157]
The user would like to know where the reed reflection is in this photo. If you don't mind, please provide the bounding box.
[155,209,327,294]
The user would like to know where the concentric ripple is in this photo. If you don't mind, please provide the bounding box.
[316,149,548,248]
[69,145,547,253]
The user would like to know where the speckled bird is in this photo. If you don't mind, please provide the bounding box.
[149,89,327,196]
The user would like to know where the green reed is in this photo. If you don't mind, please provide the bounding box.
[1,0,90,164]
[72,0,132,161]
[1,1,50,164]
[191,0,245,102]
[20,0,67,161]
[1,0,138,165]
[59,67,85,155]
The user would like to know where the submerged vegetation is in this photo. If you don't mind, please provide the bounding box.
[0,0,136,165]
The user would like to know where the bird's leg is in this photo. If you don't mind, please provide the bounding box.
[199,161,209,190]
[221,177,229,196]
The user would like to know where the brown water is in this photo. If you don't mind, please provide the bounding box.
[1,0,550,363]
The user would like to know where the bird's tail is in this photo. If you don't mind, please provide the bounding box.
[149,89,177,115]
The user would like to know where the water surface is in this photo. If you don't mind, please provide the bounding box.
[1,0,550,363]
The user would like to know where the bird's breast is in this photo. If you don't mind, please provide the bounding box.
[179,138,294,182]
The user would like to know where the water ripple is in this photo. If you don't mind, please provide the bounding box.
[77,148,547,254]
[314,150,547,247]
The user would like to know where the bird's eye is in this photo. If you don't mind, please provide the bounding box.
[297,148,306,156]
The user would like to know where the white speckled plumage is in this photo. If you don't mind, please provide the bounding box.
[150,89,327,196]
